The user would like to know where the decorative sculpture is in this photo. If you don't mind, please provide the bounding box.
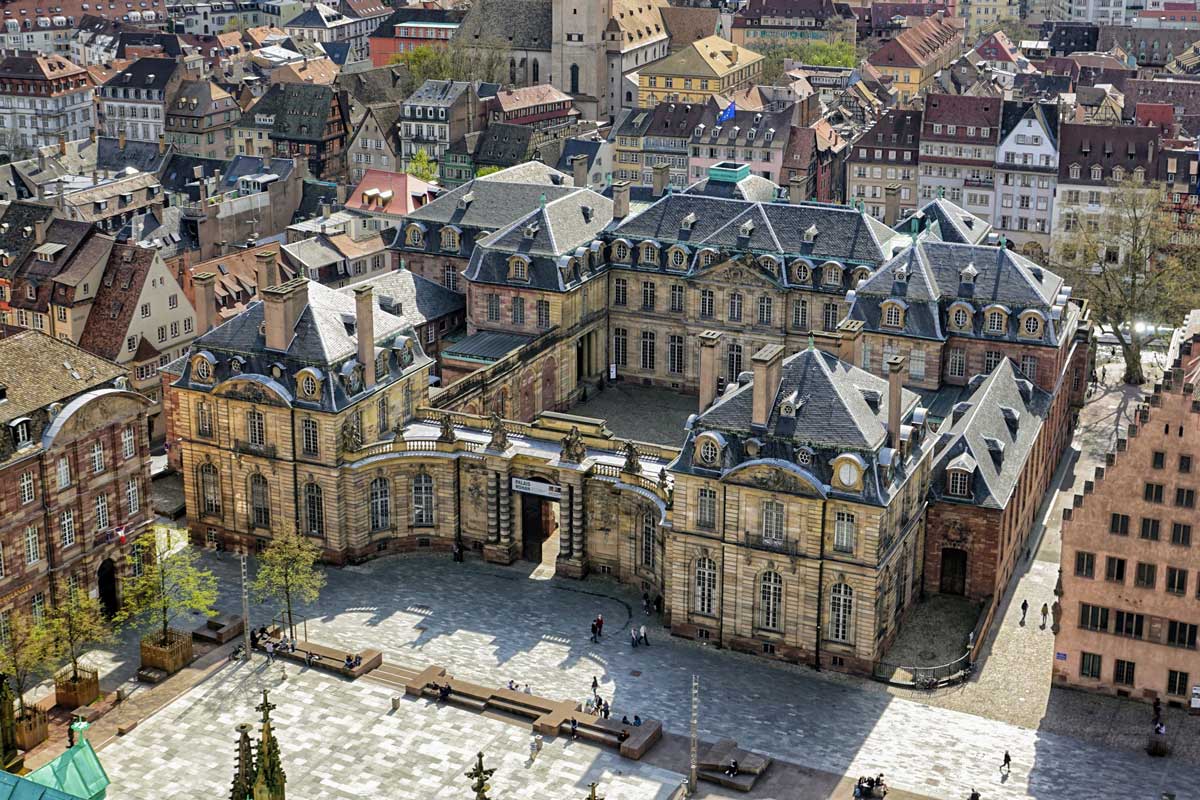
[340,417,362,452]
[560,426,586,463]
[620,441,641,474]
[466,751,495,800]
[486,412,509,451]
[437,413,457,444]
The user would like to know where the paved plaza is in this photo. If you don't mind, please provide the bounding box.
[572,383,697,446]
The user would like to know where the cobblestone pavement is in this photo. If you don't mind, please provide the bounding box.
[571,383,697,446]
[185,551,1193,800]
[100,661,687,800]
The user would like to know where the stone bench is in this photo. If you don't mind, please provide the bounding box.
[263,637,382,679]
[559,715,662,760]
[697,738,771,792]
[193,613,244,645]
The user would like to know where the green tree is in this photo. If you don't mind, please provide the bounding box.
[1051,178,1200,384]
[0,610,51,716]
[388,36,511,94]
[760,40,856,83]
[252,528,326,640]
[45,585,111,683]
[408,148,438,183]
[475,165,503,178]
[118,527,218,647]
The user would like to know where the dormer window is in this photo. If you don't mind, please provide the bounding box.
[951,306,971,329]
[739,220,755,238]
[833,455,861,491]
[882,301,904,328]
[440,228,459,252]
[985,309,1006,334]
[1133,167,1145,182]
[852,267,871,285]
[802,224,818,243]
[1020,313,1042,337]
[1069,164,1081,180]
[640,242,657,263]
[1113,166,1125,181]
[793,261,810,283]
[948,469,971,497]
[614,242,630,262]
[405,224,424,246]
[668,247,687,270]
[508,255,529,282]
[695,432,723,467]
[680,212,696,231]
[12,419,30,448]
[822,261,842,286]
[1090,165,1102,181]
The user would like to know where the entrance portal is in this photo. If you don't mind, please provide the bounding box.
[520,494,558,562]
[940,547,968,596]
[97,558,119,617]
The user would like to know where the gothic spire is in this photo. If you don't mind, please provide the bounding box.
[253,691,286,800]
[230,724,254,800]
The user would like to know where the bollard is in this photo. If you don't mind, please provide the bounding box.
[391,696,401,711]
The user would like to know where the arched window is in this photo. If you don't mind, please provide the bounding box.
[303,483,324,536]
[1090,165,1102,181]
[951,307,970,329]
[830,582,853,642]
[412,472,434,525]
[883,304,902,327]
[640,242,657,263]
[641,514,655,569]
[625,90,632,103]
[695,557,716,615]
[760,571,782,630]
[986,310,1005,333]
[532,59,539,83]
[370,477,390,531]
[200,463,220,515]
[246,409,265,447]
[440,228,459,252]
[1022,315,1041,336]
[250,473,270,528]
[569,63,580,95]
[406,225,423,246]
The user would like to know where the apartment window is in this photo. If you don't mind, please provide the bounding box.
[121,426,136,458]
[511,297,525,325]
[834,510,855,553]
[140,302,150,318]
[699,289,714,318]
[695,557,717,615]
[199,463,220,516]
[822,303,839,332]
[1020,355,1038,382]
[23,526,39,565]
[1168,621,1198,649]
[18,471,34,504]
[1145,482,1164,503]
[641,515,656,569]
[1153,451,1166,469]
[668,335,684,374]
[91,441,104,473]
[1074,551,1095,578]
[1110,513,1130,535]
[792,298,808,330]
[1135,562,1157,589]
[761,500,784,542]
[60,509,75,548]
[1079,603,1108,631]
[1166,567,1188,595]
[1172,522,1192,546]
[53,456,71,490]
[250,473,271,528]
[614,278,627,306]
[670,284,684,313]
[1167,670,1190,696]
[830,583,853,642]
[369,477,390,531]
[640,331,655,371]
[1106,557,1126,583]
[1180,455,1193,474]
[613,328,627,367]
[486,294,500,322]
[984,350,1003,372]
[948,348,965,378]
[1175,488,1195,508]
[536,300,550,329]
[641,281,656,310]
[1141,518,1161,541]
[302,418,319,457]
[728,292,742,321]
[697,487,716,529]
[1111,659,1138,687]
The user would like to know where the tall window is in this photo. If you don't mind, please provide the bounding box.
[1020,355,1038,382]
[250,474,270,528]
[91,441,104,473]
[695,557,716,615]
[443,264,459,291]
[984,350,1003,372]
[487,294,500,322]
[613,328,627,367]
[668,335,684,374]
[834,511,855,553]
[761,500,784,542]
[948,348,965,378]
[31,593,45,626]
[830,582,853,642]
[246,409,265,447]
[512,296,525,325]
[614,278,627,306]
[95,494,110,530]
[412,473,434,525]
[641,515,655,569]
[670,284,684,313]
[728,292,742,321]
[760,571,782,630]
[302,418,320,457]
[370,477,391,531]
[792,299,808,330]
[18,471,33,505]
[197,401,213,437]
[57,457,71,489]
[200,463,220,515]
[822,302,839,332]
[536,299,550,329]
[757,296,773,325]
[909,348,926,381]
[640,331,656,371]
[700,289,714,318]
[377,397,389,434]
[569,63,579,94]
[697,487,716,529]
[122,426,136,458]
[24,526,40,565]
[727,342,742,378]
[60,509,75,548]
[303,483,324,536]
[126,477,140,515]
[948,471,970,497]
[641,281,656,310]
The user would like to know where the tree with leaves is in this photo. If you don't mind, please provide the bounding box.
[759,40,857,84]
[252,528,326,640]
[1051,178,1200,384]
[45,585,111,683]
[408,148,438,183]
[475,165,503,178]
[118,526,218,647]
[0,610,50,717]
[388,36,511,95]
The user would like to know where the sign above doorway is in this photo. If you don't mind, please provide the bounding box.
[511,477,562,500]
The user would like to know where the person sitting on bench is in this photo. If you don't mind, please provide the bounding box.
[353,654,363,667]
[633,715,642,727]
[344,654,355,670]
[724,760,739,777]
[617,729,629,743]
[439,683,452,702]
[305,651,319,667]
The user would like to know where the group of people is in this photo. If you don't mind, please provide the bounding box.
[505,680,533,694]
[630,625,650,647]
[853,774,887,797]
[431,682,453,703]
[1018,599,1050,629]
[589,614,605,643]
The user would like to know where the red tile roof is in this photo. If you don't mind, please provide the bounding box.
[344,169,438,216]
[78,244,155,362]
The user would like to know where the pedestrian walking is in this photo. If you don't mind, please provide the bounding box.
[591,675,599,692]
[640,624,648,645]
[1040,603,1049,628]
[590,620,598,643]
[597,614,604,638]
[631,628,639,648]
[1019,599,1028,625]
[265,641,275,663]
[602,699,611,719]
[1001,750,1011,774]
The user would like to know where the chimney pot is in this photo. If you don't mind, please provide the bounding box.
[837,318,864,364]
[612,180,631,218]
[33,219,46,245]
[254,248,278,292]
[652,163,669,198]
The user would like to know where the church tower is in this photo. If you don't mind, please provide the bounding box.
[551,0,612,120]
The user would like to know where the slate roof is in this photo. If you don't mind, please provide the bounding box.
[454,0,553,52]
[443,331,534,361]
[0,202,57,282]
[295,179,341,223]
[344,269,464,326]
[369,7,466,39]
[0,331,124,425]
[335,65,412,110]
[659,6,719,51]
[242,83,343,143]
[473,123,537,167]
[895,198,992,245]
[406,79,473,108]
[9,219,97,313]
[104,56,178,92]
[555,137,603,177]
[400,162,575,229]
[930,359,1050,509]
[79,244,158,362]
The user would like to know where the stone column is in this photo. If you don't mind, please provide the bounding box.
[570,482,584,560]
[498,464,512,547]
[557,487,573,559]
[486,471,499,544]
[483,463,517,564]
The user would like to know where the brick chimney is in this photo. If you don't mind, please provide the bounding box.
[262,278,309,352]
[158,133,167,155]
[612,180,630,218]
[789,174,805,205]
[837,318,863,365]
[751,344,785,430]
[354,285,376,389]
[884,182,901,225]
[570,153,588,188]
[58,132,66,156]
[193,271,217,334]
[652,163,669,197]
[254,248,278,292]
[33,218,46,245]
[697,329,723,412]
[886,353,907,453]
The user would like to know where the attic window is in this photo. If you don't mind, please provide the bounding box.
[947,469,971,497]
[680,211,696,231]
[802,224,818,243]
[738,220,755,238]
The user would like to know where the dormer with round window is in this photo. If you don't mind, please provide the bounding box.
[667,246,688,271]
[612,240,631,263]
[296,367,323,401]
[792,260,811,284]
[983,305,1009,336]
[880,299,906,329]
[405,223,425,247]
[948,302,973,332]
[1018,310,1045,339]
[831,453,864,492]
[191,352,217,384]
[694,431,725,469]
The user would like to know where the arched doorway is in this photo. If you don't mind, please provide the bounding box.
[940,548,968,596]
[97,558,119,617]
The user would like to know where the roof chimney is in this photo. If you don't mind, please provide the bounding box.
[254,248,278,292]
[33,218,46,245]
[193,271,217,334]
[886,353,906,453]
[884,182,901,225]
[88,127,96,144]
[354,284,376,389]
[751,344,785,430]
[158,132,167,155]
[788,174,804,205]
[118,127,126,150]
[612,180,630,219]
[652,163,669,198]
[570,152,588,188]
[697,329,723,413]
[837,318,863,365]
[261,278,309,352]
[58,132,66,156]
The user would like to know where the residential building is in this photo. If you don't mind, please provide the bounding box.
[917,94,1002,221]
[555,131,614,190]
[660,6,720,53]
[95,57,182,143]
[470,119,592,174]
[731,0,857,48]
[344,169,438,232]
[344,268,465,368]
[687,102,793,184]
[50,166,165,235]
[367,7,465,67]
[345,103,401,184]
[180,243,293,321]
[0,331,151,621]
[398,79,487,170]
[783,122,845,205]
[271,57,341,86]
[865,13,962,104]
[283,1,383,65]
[487,85,576,130]
[959,0,1019,40]
[613,102,706,189]
[234,82,350,179]
[164,80,239,160]
[281,228,391,288]
[993,101,1060,260]
[845,109,922,224]
[1054,310,1200,705]
[0,54,94,159]
[637,36,763,108]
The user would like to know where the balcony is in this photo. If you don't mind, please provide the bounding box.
[964,177,994,188]
[234,439,277,458]
[746,534,801,556]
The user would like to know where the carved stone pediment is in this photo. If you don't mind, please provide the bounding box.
[217,379,286,406]
[727,464,820,497]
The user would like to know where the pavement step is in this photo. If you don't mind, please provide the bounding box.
[697,738,737,770]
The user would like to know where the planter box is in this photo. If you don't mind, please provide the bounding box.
[14,709,47,751]
[54,666,100,710]
[140,629,194,676]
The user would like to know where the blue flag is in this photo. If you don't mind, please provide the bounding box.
[717,101,736,124]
